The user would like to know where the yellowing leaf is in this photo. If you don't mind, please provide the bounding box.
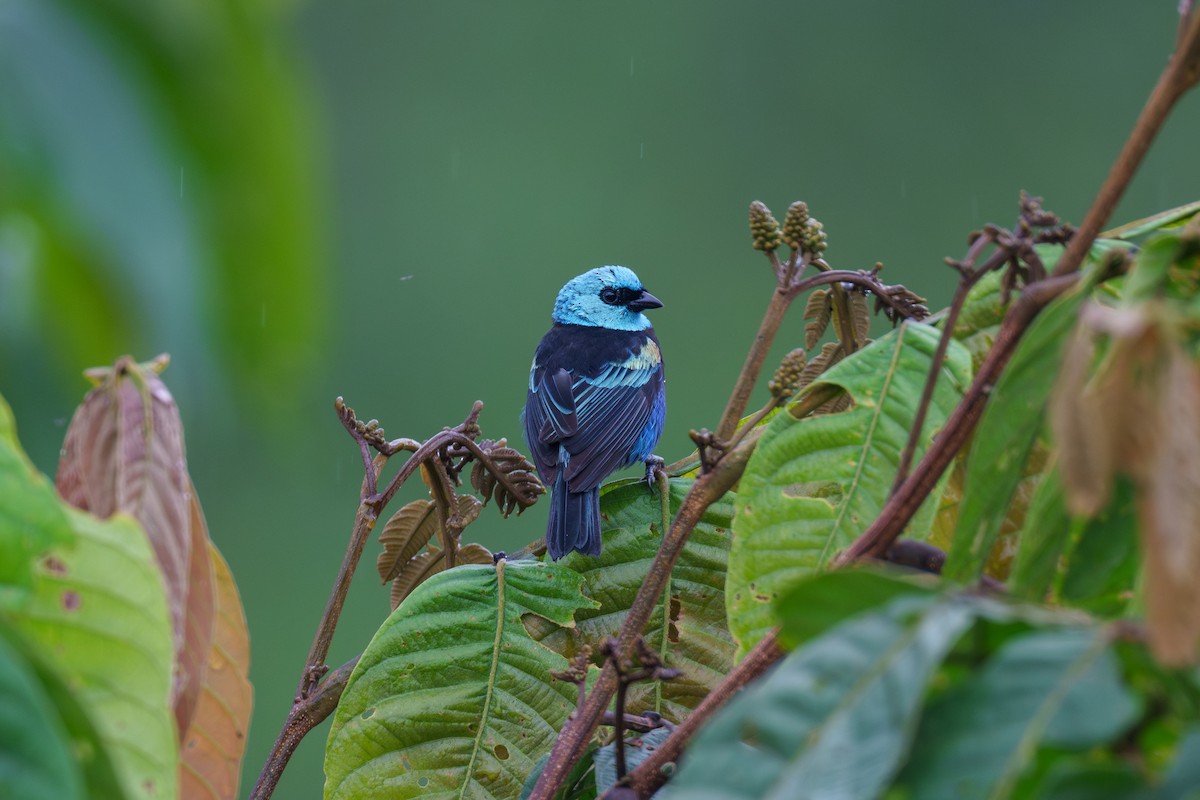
[179,544,253,800]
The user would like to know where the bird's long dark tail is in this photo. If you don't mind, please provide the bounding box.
[546,472,601,560]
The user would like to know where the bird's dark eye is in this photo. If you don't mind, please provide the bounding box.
[599,288,621,305]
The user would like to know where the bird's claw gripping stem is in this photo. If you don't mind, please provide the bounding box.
[644,455,665,489]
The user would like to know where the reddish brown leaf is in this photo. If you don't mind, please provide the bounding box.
[56,355,215,725]
[179,544,253,800]
[176,488,216,735]
[376,499,438,583]
[1138,344,1200,665]
[1051,324,1114,515]
[389,549,446,611]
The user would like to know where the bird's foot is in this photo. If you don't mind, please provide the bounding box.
[643,455,665,489]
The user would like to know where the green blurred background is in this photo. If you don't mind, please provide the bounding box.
[1,1,1196,796]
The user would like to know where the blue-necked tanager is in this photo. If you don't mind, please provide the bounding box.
[523,266,666,560]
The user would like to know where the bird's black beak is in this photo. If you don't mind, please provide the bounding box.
[627,290,663,311]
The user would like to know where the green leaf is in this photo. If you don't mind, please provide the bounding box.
[0,395,74,610]
[1009,466,1073,601]
[0,623,85,800]
[594,727,672,795]
[898,626,1139,799]
[953,270,1007,343]
[531,478,736,721]
[1059,477,1139,615]
[0,0,323,413]
[324,560,599,800]
[773,568,935,650]
[0,620,129,800]
[1035,762,1148,800]
[728,322,972,657]
[1101,201,1200,241]
[10,508,177,800]
[944,288,1087,582]
[1157,727,1200,799]
[665,593,977,800]
[519,745,598,800]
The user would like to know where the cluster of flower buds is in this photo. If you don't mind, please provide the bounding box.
[783,201,828,257]
[769,348,808,399]
[749,200,783,252]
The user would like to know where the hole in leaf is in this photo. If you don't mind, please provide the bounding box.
[668,595,682,643]
[360,707,376,720]
[418,777,429,788]
[495,744,509,760]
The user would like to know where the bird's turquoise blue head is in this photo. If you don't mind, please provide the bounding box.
[552,266,662,331]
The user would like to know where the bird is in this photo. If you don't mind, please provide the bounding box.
[523,266,666,560]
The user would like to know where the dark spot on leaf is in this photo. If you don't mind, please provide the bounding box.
[361,707,376,720]
[62,591,81,611]
[418,777,429,787]
[42,556,67,576]
[495,744,509,760]
[668,595,682,643]
[754,594,771,603]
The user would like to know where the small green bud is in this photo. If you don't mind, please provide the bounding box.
[768,348,807,399]
[749,201,783,252]
[782,201,811,249]
[800,219,828,256]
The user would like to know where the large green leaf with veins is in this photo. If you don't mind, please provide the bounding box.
[11,508,177,800]
[528,478,736,721]
[666,592,977,800]
[324,560,599,800]
[0,394,74,610]
[728,321,972,657]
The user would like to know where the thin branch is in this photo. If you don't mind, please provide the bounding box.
[891,246,1007,491]
[250,656,359,799]
[715,287,795,442]
[253,399,534,800]
[618,631,784,798]
[1052,6,1200,281]
[836,273,1081,566]
[715,268,923,443]
[847,6,1200,565]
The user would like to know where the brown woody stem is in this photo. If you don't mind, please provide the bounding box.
[620,631,785,798]
[716,287,795,442]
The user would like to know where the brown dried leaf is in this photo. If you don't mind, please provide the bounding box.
[1139,344,1200,665]
[175,489,216,736]
[448,494,483,532]
[55,355,211,721]
[376,499,438,583]
[797,342,842,390]
[474,446,543,517]
[1050,324,1115,516]
[849,290,871,345]
[803,289,832,350]
[389,549,446,611]
[457,543,494,564]
[179,543,253,800]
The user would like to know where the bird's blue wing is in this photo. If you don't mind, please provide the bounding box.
[525,327,665,493]
[560,354,664,491]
